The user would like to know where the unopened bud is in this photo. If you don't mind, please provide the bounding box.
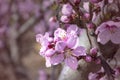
[90,47,98,56]
[74,0,81,5]
[85,56,92,62]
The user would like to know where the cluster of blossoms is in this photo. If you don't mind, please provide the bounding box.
[36,0,120,80]
[36,24,87,70]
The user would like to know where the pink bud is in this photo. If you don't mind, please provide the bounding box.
[95,58,101,64]
[62,3,73,16]
[84,13,90,20]
[60,15,71,23]
[74,0,81,5]
[90,47,98,56]
[85,56,92,62]
[49,16,57,22]
[87,23,95,29]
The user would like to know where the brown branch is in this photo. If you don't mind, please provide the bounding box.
[17,16,36,38]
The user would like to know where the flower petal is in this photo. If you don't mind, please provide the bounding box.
[97,30,111,44]
[50,53,64,65]
[67,36,77,48]
[45,49,55,57]
[45,57,51,67]
[65,56,78,70]
[55,41,66,52]
[67,24,78,35]
[111,28,120,44]
[72,46,86,56]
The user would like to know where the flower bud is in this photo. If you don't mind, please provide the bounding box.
[74,0,81,5]
[83,13,90,21]
[60,15,71,23]
[49,16,57,22]
[90,47,98,56]
[85,56,92,62]
[95,58,101,64]
[62,3,73,16]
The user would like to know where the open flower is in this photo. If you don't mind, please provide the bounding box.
[36,25,86,69]
[51,26,85,70]
[96,21,120,44]
[52,38,86,70]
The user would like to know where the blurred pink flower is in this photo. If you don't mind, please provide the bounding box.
[61,3,73,16]
[36,25,86,69]
[96,21,120,44]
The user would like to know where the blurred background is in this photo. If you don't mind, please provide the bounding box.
[0,0,61,80]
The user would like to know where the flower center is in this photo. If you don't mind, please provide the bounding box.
[64,48,73,57]
[106,25,117,33]
[48,41,56,49]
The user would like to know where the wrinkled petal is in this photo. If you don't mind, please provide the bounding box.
[65,56,78,70]
[55,41,66,52]
[97,30,111,44]
[45,49,55,57]
[111,28,120,44]
[50,53,64,65]
[72,46,86,56]
[67,36,77,48]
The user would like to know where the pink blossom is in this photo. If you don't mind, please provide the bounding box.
[60,15,71,23]
[51,26,86,69]
[90,47,98,56]
[36,25,86,69]
[96,21,120,44]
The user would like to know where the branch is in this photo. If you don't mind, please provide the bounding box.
[17,16,40,38]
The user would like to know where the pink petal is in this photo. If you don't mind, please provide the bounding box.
[60,15,70,23]
[67,36,77,48]
[67,24,78,34]
[111,28,120,44]
[45,49,55,57]
[95,23,106,34]
[72,46,86,56]
[45,57,51,67]
[55,41,66,52]
[65,56,78,70]
[83,2,89,12]
[50,53,64,65]
[36,34,43,43]
[88,72,98,80]
[97,30,111,44]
